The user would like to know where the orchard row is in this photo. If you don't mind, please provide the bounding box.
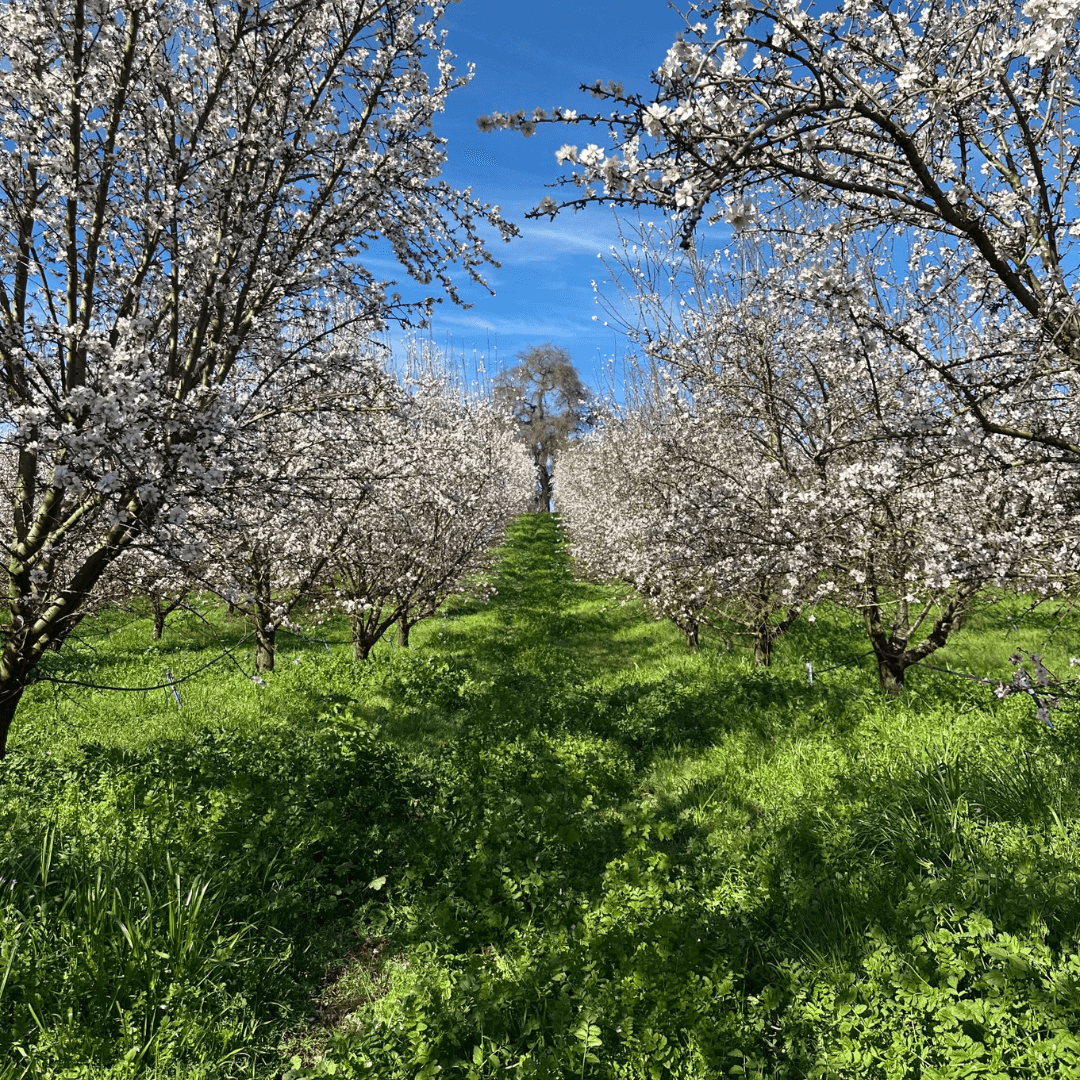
[101,346,535,673]
[556,221,1079,703]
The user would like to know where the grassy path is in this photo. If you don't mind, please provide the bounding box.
[2,515,1080,1078]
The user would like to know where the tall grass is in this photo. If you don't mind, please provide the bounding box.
[2,514,1079,1077]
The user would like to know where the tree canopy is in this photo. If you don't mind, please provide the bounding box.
[0,0,517,757]
[492,344,594,511]
[481,0,1080,465]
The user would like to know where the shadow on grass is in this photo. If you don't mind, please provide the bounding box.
[609,726,1080,1076]
[8,513,1080,1078]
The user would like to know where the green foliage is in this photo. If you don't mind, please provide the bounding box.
[375,652,492,714]
[2,514,1079,1077]
[0,828,261,1077]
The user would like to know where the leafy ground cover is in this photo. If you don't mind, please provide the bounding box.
[2,514,1080,1079]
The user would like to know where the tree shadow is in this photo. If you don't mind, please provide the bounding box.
[623,733,1080,1073]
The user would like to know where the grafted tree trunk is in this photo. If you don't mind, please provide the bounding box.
[863,599,915,697]
[875,651,908,696]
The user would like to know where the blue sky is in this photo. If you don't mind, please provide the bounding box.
[377,0,693,392]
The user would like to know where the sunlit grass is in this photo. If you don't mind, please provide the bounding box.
[2,513,1079,1078]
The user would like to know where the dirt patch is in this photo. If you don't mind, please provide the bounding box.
[276,934,394,1072]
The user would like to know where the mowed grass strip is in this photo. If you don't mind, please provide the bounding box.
[2,514,1079,1079]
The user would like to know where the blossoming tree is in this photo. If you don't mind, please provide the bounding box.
[560,222,1077,690]
[330,375,534,661]
[0,0,516,757]
[192,352,402,672]
[481,0,1080,465]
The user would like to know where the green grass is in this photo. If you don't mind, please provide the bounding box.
[2,514,1080,1078]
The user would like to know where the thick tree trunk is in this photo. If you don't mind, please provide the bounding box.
[397,618,411,648]
[875,651,908,697]
[351,616,373,662]
[255,620,276,673]
[864,611,908,696]
[0,486,146,756]
[862,581,976,696]
[0,680,26,762]
[684,621,699,654]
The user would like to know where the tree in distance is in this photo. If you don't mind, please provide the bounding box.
[492,345,595,512]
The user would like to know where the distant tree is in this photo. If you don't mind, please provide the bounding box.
[492,345,594,511]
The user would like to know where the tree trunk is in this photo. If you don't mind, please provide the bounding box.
[875,650,908,696]
[47,610,87,652]
[537,461,553,513]
[397,618,411,648]
[684,620,699,654]
[255,621,276,673]
[864,604,907,695]
[151,597,166,641]
[0,493,144,756]
[247,546,277,673]
[0,679,27,762]
[752,628,773,667]
[351,616,372,661]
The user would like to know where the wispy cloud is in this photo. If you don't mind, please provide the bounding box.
[511,219,620,260]
[424,303,598,338]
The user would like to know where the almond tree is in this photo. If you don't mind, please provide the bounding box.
[0,0,517,757]
[482,0,1080,466]
[560,222,820,663]
[186,339,403,672]
[112,547,198,642]
[554,411,716,653]
[389,385,535,646]
[564,222,1078,690]
[556,390,810,662]
[331,375,533,660]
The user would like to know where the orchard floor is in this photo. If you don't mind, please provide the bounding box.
[3,514,1080,1079]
